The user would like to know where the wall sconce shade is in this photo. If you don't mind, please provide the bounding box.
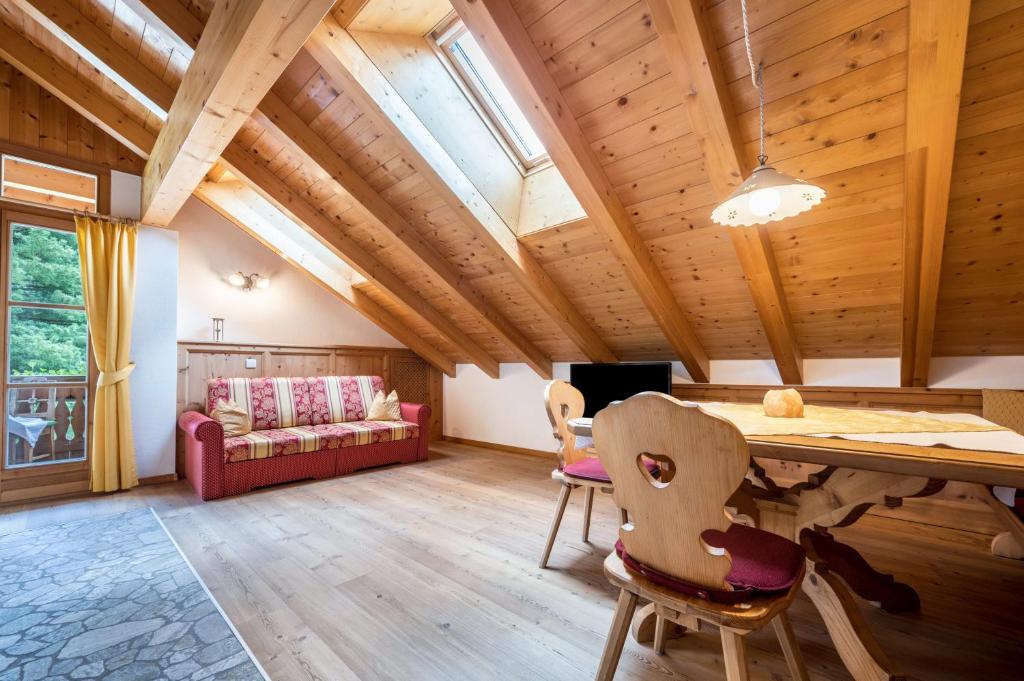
[228,272,271,292]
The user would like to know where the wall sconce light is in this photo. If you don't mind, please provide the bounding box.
[228,272,271,292]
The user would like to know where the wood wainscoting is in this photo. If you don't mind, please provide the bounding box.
[671,384,999,534]
[176,341,443,476]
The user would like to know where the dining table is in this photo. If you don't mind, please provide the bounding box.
[567,404,1024,681]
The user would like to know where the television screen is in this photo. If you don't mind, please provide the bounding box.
[569,362,672,417]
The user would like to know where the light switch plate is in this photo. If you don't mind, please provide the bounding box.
[245,358,257,369]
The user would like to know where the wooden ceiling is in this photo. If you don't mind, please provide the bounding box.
[0,0,1020,385]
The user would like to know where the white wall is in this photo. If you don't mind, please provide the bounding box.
[443,357,1024,452]
[174,196,401,347]
[131,226,178,478]
[111,171,178,479]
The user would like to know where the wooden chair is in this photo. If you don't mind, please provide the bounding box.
[592,392,809,681]
[540,380,633,568]
[980,389,1024,559]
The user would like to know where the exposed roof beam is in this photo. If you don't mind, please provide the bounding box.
[220,139,502,378]
[900,0,971,387]
[648,0,803,385]
[254,93,552,378]
[305,16,619,366]
[141,0,335,225]
[448,0,709,381]
[12,0,176,113]
[118,0,202,54]
[195,178,456,376]
[11,2,469,380]
[0,20,155,157]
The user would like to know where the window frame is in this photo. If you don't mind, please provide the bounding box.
[430,17,551,175]
[1,210,95,475]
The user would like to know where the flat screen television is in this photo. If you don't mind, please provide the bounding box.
[570,362,672,417]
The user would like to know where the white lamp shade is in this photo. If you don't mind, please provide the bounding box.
[255,276,271,290]
[711,165,825,227]
[227,272,246,287]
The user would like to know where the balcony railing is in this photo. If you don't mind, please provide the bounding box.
[6,385,87,467]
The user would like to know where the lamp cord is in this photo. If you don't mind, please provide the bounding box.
[740,0,767,166]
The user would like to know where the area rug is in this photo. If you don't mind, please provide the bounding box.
[0,508,267,681]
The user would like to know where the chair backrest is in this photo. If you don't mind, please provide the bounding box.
[983,389,1024,434]
[544,380,588,467]
[593,392,750,592]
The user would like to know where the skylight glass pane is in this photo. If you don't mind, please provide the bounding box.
[450,32,546,164]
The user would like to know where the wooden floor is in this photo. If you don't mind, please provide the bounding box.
[1,442,1022,680]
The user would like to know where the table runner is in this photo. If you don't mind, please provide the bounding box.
[698,403,1006,436]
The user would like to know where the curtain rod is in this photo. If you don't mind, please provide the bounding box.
[0,195,140,224]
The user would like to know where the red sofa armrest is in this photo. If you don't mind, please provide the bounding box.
[178,411,226,500]
[401,402,432,461]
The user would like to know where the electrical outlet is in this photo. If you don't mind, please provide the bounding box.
[245,357,257,369]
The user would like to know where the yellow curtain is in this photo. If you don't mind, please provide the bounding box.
[75,215,138,492]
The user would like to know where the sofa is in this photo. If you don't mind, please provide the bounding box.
[178,375,430,500]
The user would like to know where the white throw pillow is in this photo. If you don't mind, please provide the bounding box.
[367,390,401,421]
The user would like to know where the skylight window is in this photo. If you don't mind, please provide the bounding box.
[433,20,548,172]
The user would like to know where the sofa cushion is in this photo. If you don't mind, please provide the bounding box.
[224,426,323,463]
[307,376,385,424]
[208,377,312,430]
[223,420,419,463]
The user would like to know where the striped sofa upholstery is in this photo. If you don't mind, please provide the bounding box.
[179,375,431,500]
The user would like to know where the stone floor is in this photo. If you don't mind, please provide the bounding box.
[0,509,264,681]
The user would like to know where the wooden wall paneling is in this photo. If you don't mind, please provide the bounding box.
[452,0,711,381]
[305,16,619,366]
[900,0,971,385]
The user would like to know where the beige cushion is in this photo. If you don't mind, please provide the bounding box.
[210,398,252,436]
[367,390,401,421]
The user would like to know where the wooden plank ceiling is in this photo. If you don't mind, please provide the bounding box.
[0,0,1020,384]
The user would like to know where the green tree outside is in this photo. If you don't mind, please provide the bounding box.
[7,224,88,380]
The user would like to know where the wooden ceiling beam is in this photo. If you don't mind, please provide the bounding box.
[448,0,709,380]
[118,0,203,54]
[220,140,502,378]
[141,0,335,226]
[0,20,155,157]
[8,3,470,377]
[648,0,804,385]
[195,179,456,376]
[11,0,177,112]
[254,93,553,378]
[305,15,619,366]
[900,0,971,387]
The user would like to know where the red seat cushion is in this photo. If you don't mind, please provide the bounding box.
[615,523,805,604]
[562,456,657,483]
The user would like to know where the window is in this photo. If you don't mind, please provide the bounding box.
[1,155,98,212]
[4,217,89,468]
[433,19,549,171]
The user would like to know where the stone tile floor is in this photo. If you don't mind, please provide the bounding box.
[0,509,264,680]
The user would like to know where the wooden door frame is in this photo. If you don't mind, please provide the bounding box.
[0,204,99,502]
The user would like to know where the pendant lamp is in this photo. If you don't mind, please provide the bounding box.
[711,0,825,227]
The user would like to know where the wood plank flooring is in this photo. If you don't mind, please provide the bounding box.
[1,441,1021,680]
